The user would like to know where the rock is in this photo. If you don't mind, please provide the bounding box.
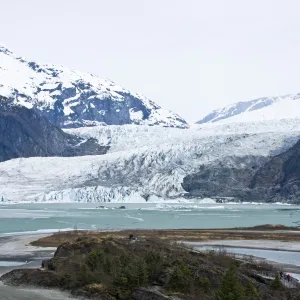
[0,269,60,287]
[72,288,116,300]
[182,138,300,203]
[131,287,170,300]
[250,139,300,203]
[0,97,109,162]
[181,156,266,200]
[117,206,126,209]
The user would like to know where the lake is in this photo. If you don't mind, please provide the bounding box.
[0,202,299,235]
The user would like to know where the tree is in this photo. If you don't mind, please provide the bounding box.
[245,281,259,299]
[216,266,246,300]
[169,264,193,293]
[270,274,284,290]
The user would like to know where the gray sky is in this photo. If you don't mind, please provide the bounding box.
[1,0,300,122]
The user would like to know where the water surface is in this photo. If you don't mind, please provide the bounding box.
[196,246,300,266]
[0,202,299,235]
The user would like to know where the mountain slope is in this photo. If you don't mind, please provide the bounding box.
[0,96,108,162]
[197,94,300,124]
[0,45,188,128]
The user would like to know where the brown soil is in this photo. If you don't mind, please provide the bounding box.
[31,225,300,248]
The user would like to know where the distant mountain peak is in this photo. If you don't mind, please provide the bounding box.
[0,46,188,129]
[196,93,300,124]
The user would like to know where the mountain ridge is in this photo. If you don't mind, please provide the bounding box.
[196,93,300,124]
[0,45,188,129]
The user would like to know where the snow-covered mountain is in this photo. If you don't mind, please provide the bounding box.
[2,45,300,203]
[0,46,188,128]
[196,94,300,124]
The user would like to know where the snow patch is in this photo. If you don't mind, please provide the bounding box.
[129,109,143,121]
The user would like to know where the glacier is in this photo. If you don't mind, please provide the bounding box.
[1,119,300,203]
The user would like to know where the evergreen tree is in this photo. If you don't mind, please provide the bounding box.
[169,264,192,293]
[245,281,259,299]
[136,258,148,286]
[216,266,246,300]
[270,274,284,290]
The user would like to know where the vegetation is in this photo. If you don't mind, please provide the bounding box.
[3,237,300,300]
[216,265,246,300]
[270,274,285,291]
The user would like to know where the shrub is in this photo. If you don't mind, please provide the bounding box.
[198,277,212,293]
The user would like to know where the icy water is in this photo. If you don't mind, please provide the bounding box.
[196,246,300,266]
[0,202,300,235]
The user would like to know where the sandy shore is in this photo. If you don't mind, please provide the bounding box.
[0,234,56,259]
[0,234,57,277]
[0,234,77,300]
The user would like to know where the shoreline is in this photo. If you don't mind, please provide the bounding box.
[0,234,78,300]
[0,234,56,277]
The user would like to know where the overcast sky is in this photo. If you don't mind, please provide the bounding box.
[1,0,300,122]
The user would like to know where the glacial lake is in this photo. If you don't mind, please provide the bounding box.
[0,202,300,235]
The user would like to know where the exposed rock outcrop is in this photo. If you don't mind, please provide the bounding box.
[182,139,300,203]
[0,97,108,162]
[250,139,300,203]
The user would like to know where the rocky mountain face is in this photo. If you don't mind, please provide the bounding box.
[0,96,108,162]
[181,156,267,200]
[250,139,300,202]
[182,138,300,203]
[0,46,188,129]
